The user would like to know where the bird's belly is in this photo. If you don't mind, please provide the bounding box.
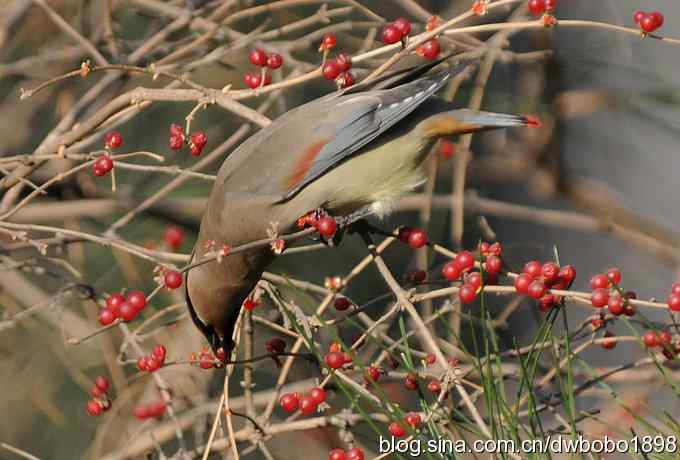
[300,136,429,218]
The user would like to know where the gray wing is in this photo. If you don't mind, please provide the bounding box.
[277,69,451,202]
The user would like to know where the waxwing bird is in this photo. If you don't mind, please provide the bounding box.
[186,60,536,353]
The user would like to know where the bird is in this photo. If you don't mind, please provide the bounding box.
[185,58,536,354]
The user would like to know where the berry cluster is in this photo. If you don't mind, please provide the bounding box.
[244,48,283,89]
[93,130,121,177]
[85,376,112,416]
[667,282,680,312]
[168,123,208,156]
[514,261,576,312]
[279,386,326,414]
[328,447,364,460]
[134,400,167,420]
[587,268,636,316]
[189,346,227,369]
[321,53,354,89]
[634,10,664,34]
[297,210,339,237]
[382,18,412,45]
[98,290,147,325]
[137,345,167,373]
[643,330,679,359]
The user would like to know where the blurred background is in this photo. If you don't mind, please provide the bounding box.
[1,0,680,458]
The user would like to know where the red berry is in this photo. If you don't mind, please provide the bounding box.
[407,229,428,248]
[485,255,503,275]
[590,274,610,290]
[325,351,345,369]
[624,304,636,317]
[541,262,560,283]
[591,288,609,308]
[190,143,203,157]
[514,273,533,295]
[601,331,617,350]
[334,297,351,311]
[672,282,680,295]
[527,280,547,299]
[347,448,364,460]
[191,130,208,150]
[459,284,477,304]
[643,331,659,348]
[152,345,167,363]
[127,291,147,311]
[320,33,337,51]
[299,396,317,414]
[488,242,502,256]
[169,134,184,150]
[397,227,412,243]
[640,14,659,33]
[146,356,161,372]
[365,366,381,383]
[244,72,262,89]
[279,393,300,412]
[633,10,645,24]
[523,261,542,278]
[164,226,184,251]
[86,399,103,416]
[455,251,475,271]
[322,60,341,80]
[337,71,354,89]
[382,25,402,44]
[90,385,105,398]
[119,302,137,322]
[329,449,346,460]
[426,16,440,32]
[215,347,227,362]
[607,295,625,316]
[266,53,283,69]
[249,48,267,66]
[137,356,149,371]
[393,18,412,37]
[93,156,113,177]
[439,139,456,158]
[335,53,352,72]
[646,11,664,31]
[544,0,557,12]
[668,293,680,312]
[149,400,166,418]
[266,338,286,354]
[199,351,214,369]
[528,0,546,16]
[425,353,436,365]
[94,376,109,392]
[404,412,421,428]
[98,308,115,326]
[442,261,462,281]
[538,294,555,312]
[388,421,407,437]
[466,272,482,292]
[104,131,122,149]
[309,387,326,405]
[406,269,426,284]
[427,379,441,394]
[558,265,576,285]
[416,39,440,60]
[242,297,259,311]
[659,330,673,345]
[404,373,418,390]
[164,270,183,289]
[606,267,622,285]
[316,217,337,237]
[169,123,184,137]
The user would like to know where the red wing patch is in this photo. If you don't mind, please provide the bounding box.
[287,139,329,190]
